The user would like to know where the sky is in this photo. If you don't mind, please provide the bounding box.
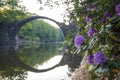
[21,0,67,27]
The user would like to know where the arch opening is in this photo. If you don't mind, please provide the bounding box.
[15,16,65,43]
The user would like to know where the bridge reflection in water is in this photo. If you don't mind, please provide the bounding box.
[0,43,82,80]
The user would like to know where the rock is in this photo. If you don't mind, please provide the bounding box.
[71,64,90,80]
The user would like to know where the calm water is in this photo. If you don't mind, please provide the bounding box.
[0,43,82,80]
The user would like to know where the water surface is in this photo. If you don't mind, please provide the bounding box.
[0,43,82,80]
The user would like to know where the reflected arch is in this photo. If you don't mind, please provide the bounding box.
[7,16,66,72]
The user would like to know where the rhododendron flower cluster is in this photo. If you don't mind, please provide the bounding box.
[93,52,107,65]
[87,27,97,38]
[87,4,94,11]
[115,4,120,16]
[74,35,85,48]
[102,13,111,23]
[87,52,107,65]
[87,55,94,64]
[85,15,91,22]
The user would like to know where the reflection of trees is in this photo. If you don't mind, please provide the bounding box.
[16,43,61,67]
[0,43,82,80]
[0,43,62,80]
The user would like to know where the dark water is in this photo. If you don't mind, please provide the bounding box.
[0,43,82,80]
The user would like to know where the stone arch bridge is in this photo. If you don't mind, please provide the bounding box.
[0,15,77,45]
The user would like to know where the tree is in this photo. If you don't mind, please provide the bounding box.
[0,0,27,23]
[18,19,63,42]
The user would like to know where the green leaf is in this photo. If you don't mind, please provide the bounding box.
[95,64,109,74]
[88,65,99,72]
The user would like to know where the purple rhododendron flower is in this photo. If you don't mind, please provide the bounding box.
[102,18,106,24]
[85,16,91,22]
[93,52,107,65]
[115,4,120,16]
[102,13,111,24]
[87,4,94,11]
[87,27,97,38]
[74,35,85,48]
[87,54,94,64]
[104,13,111,18]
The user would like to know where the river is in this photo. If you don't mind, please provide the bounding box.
[0,43,82,80]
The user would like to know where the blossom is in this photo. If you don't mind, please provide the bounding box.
[102,18,106,24]
[74,35,85,48]
[85,16,91,22]
[93,52,107,65]
[104,13,111,18]
[87,27,97,38]
[115,4,120,16]
[87,54,94,64]
[87,4,94,11]
[102,12,111,23]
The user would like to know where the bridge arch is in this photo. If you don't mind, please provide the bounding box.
[9,16,65,42]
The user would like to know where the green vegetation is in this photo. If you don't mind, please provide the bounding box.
[18,20,64,42]
[0,0,27,23]
[64,0,120,79]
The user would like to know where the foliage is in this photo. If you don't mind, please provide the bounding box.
[18,20,64,42]
[64,0,120,79]
[0,0,27,23]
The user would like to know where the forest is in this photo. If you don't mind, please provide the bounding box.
[18,20,64,42]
